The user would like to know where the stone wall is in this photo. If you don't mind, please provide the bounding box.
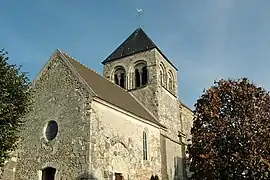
[157,88,180,141]
[13,52,92,179]
[160,135,168,180]
[179,104,193,145]
[164,139,184,180]
[179,103,194,179]
[90,100,162,180]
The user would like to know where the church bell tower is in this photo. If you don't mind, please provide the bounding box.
[102,28,179,130]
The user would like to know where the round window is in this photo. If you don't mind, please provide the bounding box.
[44,120,58,141]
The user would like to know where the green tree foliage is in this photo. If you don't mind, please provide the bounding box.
[188,78,270,179]
[0,49,32,167]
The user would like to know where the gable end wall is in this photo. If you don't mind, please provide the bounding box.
[13,53,92,179]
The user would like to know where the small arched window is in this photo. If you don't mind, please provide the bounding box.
[168,70,174,91]
[160,70,163,85]
[143,131,148,160]
[113,66,126,89]
[160,63,165,86]
[134,61,148,88]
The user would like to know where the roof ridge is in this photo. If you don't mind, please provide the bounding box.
[61,51,103,77]
[62,51,131,93]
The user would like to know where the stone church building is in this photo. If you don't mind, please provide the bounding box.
[1,28,193,180]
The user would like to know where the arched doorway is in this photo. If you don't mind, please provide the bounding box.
[42,167,56,180]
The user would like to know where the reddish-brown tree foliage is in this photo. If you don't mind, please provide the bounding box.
[187,78,270,179]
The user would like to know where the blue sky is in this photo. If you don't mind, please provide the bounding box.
[1,0,270,109]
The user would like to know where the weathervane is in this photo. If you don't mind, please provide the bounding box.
[136,8,144,28]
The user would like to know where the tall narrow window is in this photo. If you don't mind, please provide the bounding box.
[42,167,56,180]
[113,66,126,89]
[168,71,174,91]
[114,74,119,85]
[143,131,148,160]
[134,61,148,88]
[135,69,140,88]
[119,73,125,88]
[168,78,172,90]
[160,70,163,84]
[142,66,148,86]
[160,63,165,86]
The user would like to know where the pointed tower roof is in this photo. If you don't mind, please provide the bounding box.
[102,28,178,70]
